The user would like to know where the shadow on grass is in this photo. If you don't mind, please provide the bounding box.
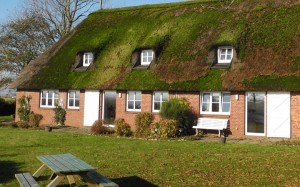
[113,176,158,187]
[0,160,22,183]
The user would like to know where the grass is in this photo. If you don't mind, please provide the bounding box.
[0,115,14,122]
[2,128,300,186]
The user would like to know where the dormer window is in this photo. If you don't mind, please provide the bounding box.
[141,50,154,66]
[83,52,93,67]
[218,46,233,63]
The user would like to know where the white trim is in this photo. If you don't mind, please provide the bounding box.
[67,90,80,109]
[40,90,59,108]
[83,52,93,67]
[126,91,141,112]
[218,46,233,63]
[200,92,230,115]
[141,50,154,66]
[245,92,266,136]
[152,91,169,112]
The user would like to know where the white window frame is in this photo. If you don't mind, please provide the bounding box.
[141,50,154,65]
[218,46,233,63]
[200,92,230,115]
[40,90,59,108]
[83,52,93,67]
[152,91,169,112]
[67,90,80,109]
[126,91,142,112]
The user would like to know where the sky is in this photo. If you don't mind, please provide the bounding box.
[0,0,184,23]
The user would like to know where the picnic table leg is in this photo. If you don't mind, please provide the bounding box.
[33,164,47,178]
[46,174,65,187]
[67,175,76,187]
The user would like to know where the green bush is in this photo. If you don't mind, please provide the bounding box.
[17,95,31,121]
[53,105,66,126]
[114,119,132,137]
[91,120,114,135]
[160,98,196,136]
[16,121,29,128]
[157,119,177,138]
[28,113,43,128]
[135,112,153,137]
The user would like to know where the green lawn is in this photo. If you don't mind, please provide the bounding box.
[1,128,300,187]
[0,116,14,122]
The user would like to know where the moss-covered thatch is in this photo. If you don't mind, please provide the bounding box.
[11,0,300,91]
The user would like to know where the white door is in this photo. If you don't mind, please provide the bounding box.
[267,92,290,138]
[84,90,100,126]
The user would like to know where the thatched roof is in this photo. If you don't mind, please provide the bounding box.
[11,0,300,91]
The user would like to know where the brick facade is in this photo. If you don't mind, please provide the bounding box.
[15,89,300,138]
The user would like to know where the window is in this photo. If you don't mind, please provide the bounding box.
[127,91,141,111]
[153,91,169,112]
[40,90,59,108]
[141,50,154,65]
[218,47,233,63]
[83,52,93,67]
[68,90,80,109]
[201,92,230,114]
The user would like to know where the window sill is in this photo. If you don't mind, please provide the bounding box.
[201,112,230,115]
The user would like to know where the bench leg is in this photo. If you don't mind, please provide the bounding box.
[33,164,47,178]
[218,130,221,137]
[46,174,65,187]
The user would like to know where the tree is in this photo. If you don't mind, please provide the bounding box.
[0,12,55,88]
[30,0,98,39]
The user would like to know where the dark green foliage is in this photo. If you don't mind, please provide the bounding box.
[160,98,196,136]
[28,113,43,128]
[114,118,132,137]
[17,95,31,121]
[16,121,29,128]
[53,105,66,126]
[135,112,153,137]
[0,98,15,116]
[91,120,114,135]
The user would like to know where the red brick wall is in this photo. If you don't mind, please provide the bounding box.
[15,89,84,127]
[230,92,245,137]
[170,91,200,115]
[291,92,300,138]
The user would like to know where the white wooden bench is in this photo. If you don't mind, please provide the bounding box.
[15,173,40,187]
[82,170,119,187]
[192,118,228,137]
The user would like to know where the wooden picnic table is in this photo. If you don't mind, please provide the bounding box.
[33,153,96,187]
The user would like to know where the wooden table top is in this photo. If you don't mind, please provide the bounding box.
[37,153,95,174]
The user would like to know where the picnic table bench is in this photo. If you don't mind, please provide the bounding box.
[15,173,40,187]
[192,118,228,137]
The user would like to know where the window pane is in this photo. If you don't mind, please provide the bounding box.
[227,49,232,54]
[222,103,230,112]
[154,93,160,101]
[154,102,160,110]
[220,49,226,54]
[135,92,141,100]
[212,103,219,112]
[135,101,141,109]
[226,54,232,60]
[69,100,74,107]
[162,92,169,101]
[202,93,210,102]
[128,92,134,100]
[128,101,134,109]
[75,99,79,107]
[143,57,147,62]
[48,98,52,106]
[223,94,230,102]
[69,91,75,98]
[42,98,46,105]
[75,91,80,98]
[212,95,219,102]
[202,103,209,112]
[220,55,226,60]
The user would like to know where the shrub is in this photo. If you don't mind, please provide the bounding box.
[135,112,153,137]
[157,119,177,138]
[16,121,29,128]
[53,105,66,126]
[28,113,43,128]
[91,120,114,135]
[114,119,132,137]
[160,98,196,136]
[17,95,31,121]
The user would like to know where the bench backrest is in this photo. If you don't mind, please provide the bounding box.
[197,118,228,130]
